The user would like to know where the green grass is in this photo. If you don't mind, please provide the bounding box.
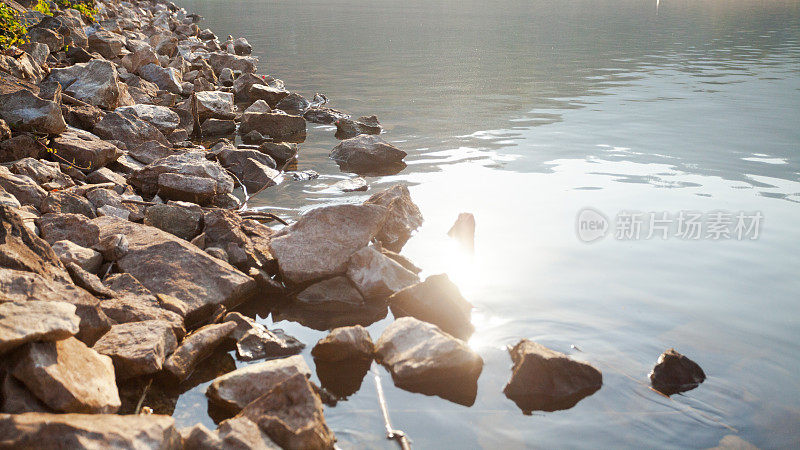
[0,3,28,50]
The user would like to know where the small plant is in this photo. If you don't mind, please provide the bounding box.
[54,0,98,23]
[33,0,52,16]
[0,3,28,50]
[45,147,92,171]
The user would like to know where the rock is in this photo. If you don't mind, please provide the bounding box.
[0,133,46,163]
[11,158,74,190]
[164,321,237,380]
[346,245,419,301]
[138,63,182,94]
[129,140,181,165]
[96,204,130,220]
[649,348,706,395]
[27,27,62,53]
[1,372,52,413]
[51,240,102,274]
[274,93,310,115]
[92,216,256,325]
[240,112,306,142]
[116,104,180,135]
[64,261,116,298]
[258,142,297,165]
[219,67,235,87]
[236,327,305,362]
[86,167,127,186]
[303,107,348,125]
[85,188,145,222]
[65,45,93,64]
[100,275,186,340]
[0,186,20,208]
[144,202,203,240]
[49,60,128,110]
[208,52,258,76]
[233,37,252,55]
[0,413,181,448]
[268,204,387,284]
[216,147,279,192]
[0,166,46,208]
[94,112,169,150]
[448,212,475,251]
[157,172,219,204]
[333,177,368,192]
[181,418,281,449]
[245,99,271,114]
[88,30,126,59]
[50,128,124,171]
[0,89,66,134]
[503,339,603,413]
[0,53,46,84]
[41,191,96,218]
[121,48,160,75]
[295,276,367,312]
[194,90,235,121]
[236,373,335,450]
[0,301,80,355]
[375,317,483,405]
[330,135,406,173]
[38,213,100,248]
[11,337,121,413]
[201,118,236,137]
[388,273,473,340]
[311,325,374,362]
[93,320,178,379]
[94,233,129,261]
[61,103,103,130]
[248,84,289,107]
[129,151,233,202]
[206,355,312,414]
[335,115,382,139]
[364,184,423,252]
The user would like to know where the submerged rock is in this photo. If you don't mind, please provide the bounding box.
[311,325,374,362]
[164,321,237,381]
[388,273,473,340]
[375,317,483,406]
[0,301,80,355]
[503,339,603,413]
[364,184,423,252]
[333,177,368,192]
[330,135,406,174]
[649,348,706,395]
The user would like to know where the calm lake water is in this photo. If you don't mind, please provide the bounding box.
[174,0,800,447]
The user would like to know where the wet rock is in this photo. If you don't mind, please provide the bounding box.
[0,133,46,163]
[49,60,129,110]
[93,320,178,379]
[11,337,121,413]
[233,37,252,55]
[0,301,80,355]
[195,90,236,121]
[311,325,374,362]
[335,115,382,139]
[50,128,124,171]
[315,358,371,399]
[364,184,423,252]
[375,317,483,406]
[164,321,237,380]
[236,327,305,362]
[202,118,236,137]
[268,204,388,284]
[330,135,406,173]
[38,213,100,248]
[0,166,46,208]
[116,104,181,135]
[274,303,388,332]
[347,245,419,301]
[144,202,203,240]
[206,355,312,414]
[138,63,182,94]
[130,151,234,202]
[94,112,169,150]
[216,147,279,192]
[0,413,181,448]
[258,142,297,166]
[649,348,706,395]
[51,240,102,274]
[236,373,335,450]
[88,30,126,59]
[0,89,66,134]
[503,339,603,413]
[240,112,306,142]
[448,212,475,251]
[92,216,256,324]
[41,191,96,218]
[334,177,368,192]
[388,273,473,341]
[275,93,310,115]
[303,107,349,125]
[295,276,367,312]
[249,84,289,107]
[10,157,74,191]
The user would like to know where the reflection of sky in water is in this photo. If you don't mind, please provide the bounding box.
[176,0,800,447]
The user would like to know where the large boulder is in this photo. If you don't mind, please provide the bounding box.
[503,340,603,413]
[92,217,256,324]
[93,112,169,150]
[0,413,181,449]
[649,348,706,395]
[87,30,126,59]
[0,89,65,134]
[116,104,180,135]
[311,325,374,362]
[240,112,306,142]
[48,60,129,110]
[388,274,474,341]
[248,84,289,107]
[10,337,121,413]
[129,151,234,204]
[236,373,335,450]
[330,135,406,173]
[0,301,80,355]
[274,93,310,115]
[194,91,235,121]
[138,63,182,94]
[206,355,311,415]
[375,317,483,405]
[92,320,178,379]
[364,185,423,252]
[163,321,237,381]
[268,204,387,285]
[216,147,279,192]
[50,128,123,171]
[346,245,418,301]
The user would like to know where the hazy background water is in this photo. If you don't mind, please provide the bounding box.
[175,0,800,447]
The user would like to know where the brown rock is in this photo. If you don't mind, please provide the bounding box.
[0,301,80,355]
[38,213,100,248]
[50,129,124,171]
[93,321,178,379]
[364,184,423,252]
[240,112,306,142]
[346,245,418,301]
[388,273,474,341]
[0,89,66,135]
[649,348,706,395]
[164,321,237,380]
[311,325,374,362]
[0,166,47,209]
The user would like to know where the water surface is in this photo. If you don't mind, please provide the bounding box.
[175,0,800,447]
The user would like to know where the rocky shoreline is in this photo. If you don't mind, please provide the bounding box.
[0,0,708,448]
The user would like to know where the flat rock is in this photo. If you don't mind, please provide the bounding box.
[195,91,235,121]
[258,142,297,165]
[333,177,368,192]
[0,413,181,449]
[388,273,474,340]
[93,112,169,150]
[38,213,100,248]
[268,204,387,285]
[206,354,311,414]
[364,184,423,252]
[240,112,306,142]
[11,337,121,413]
[375,317,483,405]
[50,128,123,171]
[236,373,335,450]
[116,104,180,135]
[311,325,374,362]
[0,89,65,134]
[164,321,237,380]
[51,240,102,274]
[93,320,178,379]
[11,157,75,191]
[0,301,80,355]
[346,245,419,301]
[649,348,706,395]
[129,151,234,201]
[503,339,603,413]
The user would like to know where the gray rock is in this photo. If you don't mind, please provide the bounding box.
[50,128,124,171]
[129,151,233,202]
[164,321,237,380]
[364,184,423,252]
[0,89,65,134]
[274,92,310,115]
[330,135,406,173]
[93,233,129,262]
[248,84,288,107]
[157,172,219,204]
[41,191,96,218]
[0,166,46,208]
[144,202,203,240]
[116,104,180,135]
[10,158,74,191]
[649,348,706,395]
[85,167,127,186]
[138,63,182,94]
[0,186,20,208]
[94,112,169,150]
[503,339,603,412]
[346,245,418,301]
[258,142,297,165]
[11,337,121,413]
[0,301,80,355]
[96,204,130,220]
[201,118,236,137]
[268,204,387,284]
[195,90,235,121]
[51,240,102,274]
[0,133,46,164]
[311,325,374,362]
[375,317,483,405]
[51,60,128,110]
[295,276,367,312]
[121,48,160,75]
[232,73,268,103]
[93,320,178,379]
[129,140,182,165]
[303,107,349,125]
[27,27,62,53]
[208,52,258,76]
[244,99,271,114]
[233,37,252,56]
[88,30,126,59]
[216,147,279,192]
[38,213,100,248]
[333,177,368,192]
[240,112,306,142]
[335,115,382,139]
